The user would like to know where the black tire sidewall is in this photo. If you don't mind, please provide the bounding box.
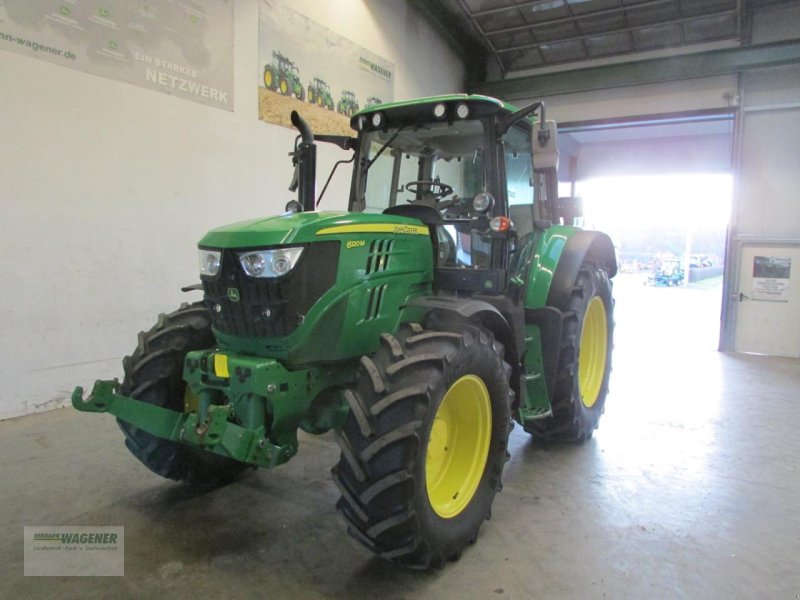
[119,303,246,484]
[410,327,510,559]
[570,265,614,431]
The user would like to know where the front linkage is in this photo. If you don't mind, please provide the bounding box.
[73,349,353,469]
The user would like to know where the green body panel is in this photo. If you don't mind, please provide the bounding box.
[202,211,433,363]
[201,211,419,247]
[519,225,580,309]
[519,327,551,421]
[510,225,582,421]
[183,350,354,453]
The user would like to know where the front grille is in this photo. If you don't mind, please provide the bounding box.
[202,242,339,338]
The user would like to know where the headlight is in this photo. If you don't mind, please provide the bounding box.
[198,249,221,277]
[472,191,494,213]
[239,247,305,278]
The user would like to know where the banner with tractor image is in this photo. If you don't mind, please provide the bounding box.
[258,0,394,136]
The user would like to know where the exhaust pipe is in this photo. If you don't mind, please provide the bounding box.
[290,111,317,212]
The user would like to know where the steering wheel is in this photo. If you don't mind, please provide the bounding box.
[405,180,454,201]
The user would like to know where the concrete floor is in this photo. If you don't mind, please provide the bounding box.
[3,276,800,598]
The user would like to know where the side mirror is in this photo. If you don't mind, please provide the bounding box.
[532,120,559,174]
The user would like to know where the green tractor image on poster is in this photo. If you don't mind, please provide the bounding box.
[337,90,359,117]
[74,95,616,569]
[366,96,383,108]
[307,77,334,110]
[264,51,304,100]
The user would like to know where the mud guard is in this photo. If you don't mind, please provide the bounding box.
[546,230,617,309]
[405,295,522,405]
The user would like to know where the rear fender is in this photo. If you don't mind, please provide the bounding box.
[546,230,617,309]
[524,228,617,310]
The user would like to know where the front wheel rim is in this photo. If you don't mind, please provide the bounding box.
[426,375,492,519]
[578,296,608,408]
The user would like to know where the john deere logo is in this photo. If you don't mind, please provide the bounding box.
[227,288,240,302]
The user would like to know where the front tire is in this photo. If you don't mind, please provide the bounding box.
[332,322,512,569]
[525,262,614,441]
[118,303,247,485]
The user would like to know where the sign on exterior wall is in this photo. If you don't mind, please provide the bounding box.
[752,256,791,302]
[258,0,394,136]
[0,0,234,111]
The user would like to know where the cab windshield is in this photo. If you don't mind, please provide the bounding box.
[353,119,495,269]
[354,119,487,214]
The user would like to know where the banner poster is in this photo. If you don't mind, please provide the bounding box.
[0,0,234,111]
[258,0,394,136]
[752,256,791,302]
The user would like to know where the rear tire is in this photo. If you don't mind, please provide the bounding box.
[525,262,614,441]
[332,322,512,569]
[118,303,247,485]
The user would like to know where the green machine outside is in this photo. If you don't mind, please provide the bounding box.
[73,94,616,569]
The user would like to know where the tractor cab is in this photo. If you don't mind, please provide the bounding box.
[342,95,565,296]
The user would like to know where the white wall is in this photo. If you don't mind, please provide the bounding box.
[0,0,465,420]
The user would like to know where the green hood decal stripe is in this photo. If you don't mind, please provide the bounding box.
[316,224,428,236]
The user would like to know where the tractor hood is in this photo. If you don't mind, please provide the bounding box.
[198,211,429,249]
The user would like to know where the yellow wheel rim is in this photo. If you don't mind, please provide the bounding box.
[264,70,272,88]
[578,296,608,408]
[280,80,287,94]
[426,375,492,519]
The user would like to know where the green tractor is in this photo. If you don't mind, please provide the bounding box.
[73,95,616,569]
[366,96,383,108]
[307,77,334,110]
[264,51,304,100]
[337,90,359,117]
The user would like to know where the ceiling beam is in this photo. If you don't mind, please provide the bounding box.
[480,0,672,35]
[493,9,736,54]
[471,39,800,99]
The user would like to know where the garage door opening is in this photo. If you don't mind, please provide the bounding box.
[575,172,732,356]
